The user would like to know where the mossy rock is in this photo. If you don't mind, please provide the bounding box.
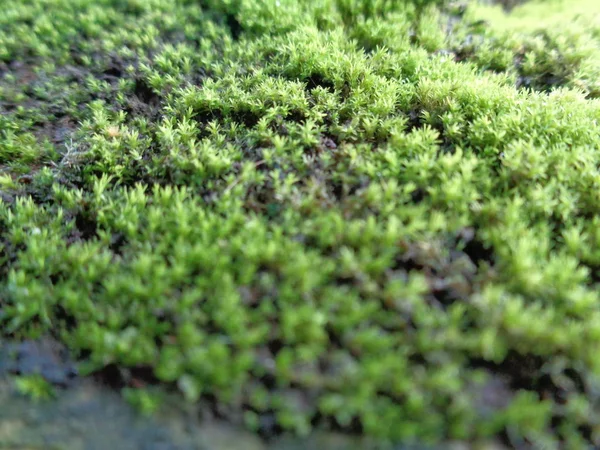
[1,0,600,448]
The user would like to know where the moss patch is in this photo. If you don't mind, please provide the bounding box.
[2,0,600,447]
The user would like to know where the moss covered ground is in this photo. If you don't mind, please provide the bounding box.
[2,0,600,447]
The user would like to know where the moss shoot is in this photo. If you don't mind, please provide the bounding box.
[2,0,600,447]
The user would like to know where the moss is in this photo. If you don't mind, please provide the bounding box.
[14,374,56,401]
[2,0,600,447]
[449,0,600,97]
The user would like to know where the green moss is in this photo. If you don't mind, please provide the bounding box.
[450,0,600,97]
[14,374,56,401]
[2,0,600,447]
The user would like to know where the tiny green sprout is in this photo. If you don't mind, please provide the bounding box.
[123,388,163,416]
[14,375,55,401]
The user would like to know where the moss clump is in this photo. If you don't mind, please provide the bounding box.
[2,0,600,447]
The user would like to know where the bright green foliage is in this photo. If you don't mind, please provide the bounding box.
[450,0,600,97]
[2,0,600,447]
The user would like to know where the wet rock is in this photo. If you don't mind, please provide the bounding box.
[0,338,78,387]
